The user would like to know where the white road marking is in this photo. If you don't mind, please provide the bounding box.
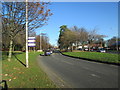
[62,60,74,65]
[91,74,100,78]
[109,65,118,68]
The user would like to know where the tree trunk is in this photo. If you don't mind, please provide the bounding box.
[116,45,119,51]
[100,41,102,47]
[82,44,84,51]
[76,41,78,50]
[8,40,13,61]
[13,45,15,51]
[71,45,73,52]
[88,44,91,51]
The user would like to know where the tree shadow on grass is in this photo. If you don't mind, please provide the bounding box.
[0,80,8,89]
[2,52,9,61]
[2,52,23,61]
[13,53,26,67]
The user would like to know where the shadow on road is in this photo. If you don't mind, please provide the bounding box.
[40,54,44,56]
[53,50,60,53]
[13,53,26,67]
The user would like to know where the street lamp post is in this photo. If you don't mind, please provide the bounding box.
[40,30,45,51]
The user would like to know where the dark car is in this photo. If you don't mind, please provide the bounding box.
[97,48,106,53]
[90,48,97,52]
[44,50,51,56]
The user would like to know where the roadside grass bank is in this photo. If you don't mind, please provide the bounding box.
[62,52,120,65]
[1,51,57,88]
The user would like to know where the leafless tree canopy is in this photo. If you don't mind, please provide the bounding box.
[2,2,52,39]
[2,2,52,60]
[36,33,51,50]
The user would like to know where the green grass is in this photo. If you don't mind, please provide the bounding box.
[1,51,57,88]
[63,52,119,64]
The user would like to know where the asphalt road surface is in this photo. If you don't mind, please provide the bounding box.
[37,52,119,88]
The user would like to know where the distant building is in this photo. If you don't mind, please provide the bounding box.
[109,41,120,50]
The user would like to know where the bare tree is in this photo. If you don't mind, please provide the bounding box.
[13,30,26,51]
[36,33,51,50]
[88,29,106,51]
[71,26,88,50]
[2,2,52,61]
[107,36,120,50]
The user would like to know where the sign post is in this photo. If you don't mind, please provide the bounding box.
[26,0,29,68]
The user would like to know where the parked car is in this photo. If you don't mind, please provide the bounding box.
[90,48,97,52]
[97,48,106,53]
[84,48,88,51]
[44,50,51,56]
[50,50,53,54]
[77,48,82,50]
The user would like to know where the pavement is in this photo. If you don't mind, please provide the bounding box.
[37,52,119,88]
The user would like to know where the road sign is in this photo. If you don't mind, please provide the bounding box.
[28,40,35,42]
[28,43,36,47]
[28,37,36,47]
[28,37,36,39]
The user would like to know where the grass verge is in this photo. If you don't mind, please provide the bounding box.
[1,51,57,88]
[63,52,119,64]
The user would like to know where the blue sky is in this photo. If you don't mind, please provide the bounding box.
[35,2,118,46]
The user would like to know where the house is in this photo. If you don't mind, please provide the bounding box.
[109,41,120,50]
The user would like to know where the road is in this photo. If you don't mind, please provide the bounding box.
[37,52,119,88]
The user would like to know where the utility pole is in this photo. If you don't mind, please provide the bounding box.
[116,37,118,51]
[26,0,29,68]
[40,32,42,50]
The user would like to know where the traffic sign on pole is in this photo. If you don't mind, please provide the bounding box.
[28,37,36,47]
